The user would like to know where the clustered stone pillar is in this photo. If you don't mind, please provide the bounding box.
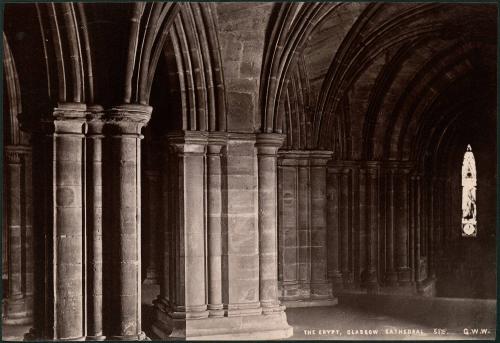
[25,102,156,340]
[276,151,334,303]
[3,145,33,324]
[153,131,292,340]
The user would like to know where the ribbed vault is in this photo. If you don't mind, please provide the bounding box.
[262,2,496,166]
[4,2,226,132]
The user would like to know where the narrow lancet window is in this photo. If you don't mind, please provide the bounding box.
[461,144,477,236]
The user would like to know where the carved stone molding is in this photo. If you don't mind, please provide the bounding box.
[105,104,152,135]
[4,145,31,164]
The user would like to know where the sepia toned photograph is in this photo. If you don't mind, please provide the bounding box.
[2,2,497,341]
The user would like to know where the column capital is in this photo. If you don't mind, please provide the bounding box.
[86,104,105,135]
[4,145,31,164]
[47,102,87,134]
[309,150,333,166]
[278,150,311,166]
[207,132,228,154]
[382,160,414,173]
[328,160,361,173]
[365,161,381,177]
[105,104,152,134]
[52,102,87,120]
[167,130,208,154]
[255,133,285,155]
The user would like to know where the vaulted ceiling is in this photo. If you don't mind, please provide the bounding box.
[264,3,496,167]
[4,2,497,172]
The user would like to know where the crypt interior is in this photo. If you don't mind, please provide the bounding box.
[2,2,497,340]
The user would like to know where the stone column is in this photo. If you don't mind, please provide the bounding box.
[223,133,261,316]
[326,164,343,290]
[396,167,411,285]
[86,106,105,340]
[428,178,436,279]
[409,173,418,284]
[153,132,292,340]
[366,164,379,291]
[206,133,226,317]
[255,133,285,312]
[358,166,367,286]
[414,175,422,282]
[143,170,160,285]
[26,131,46,339]
[3,145,33,324]
[309,151,333,299]
[340,167,352,286]
[104,104,151,340]
[297,154,311,295]
[385,167,398,286]
[23,145,34,318]
[350,165,361,285]
[277,154,300,300]
[37,103,86,340]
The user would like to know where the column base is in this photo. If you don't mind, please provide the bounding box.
[207,305,225,318]
[24,334,86,341]
[417,277,436,297]
[330,272,344,291]
[282,298,338,308]
[310,281,333,299]
[3,297,33,325]
[385,271,398,286]
[342,272,355,289]
[279,282,301,300]
[86,335,106,341]
[364,271,379,293]
[224,302,262,317]
[152,307,292,340]
[397,267,412,285]
[107,331,148,341]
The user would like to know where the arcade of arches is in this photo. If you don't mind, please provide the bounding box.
[2,2,497,340]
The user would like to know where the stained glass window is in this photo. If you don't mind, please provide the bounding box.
[461,145,477,237]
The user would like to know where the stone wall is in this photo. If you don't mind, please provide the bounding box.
[277,157,442,300]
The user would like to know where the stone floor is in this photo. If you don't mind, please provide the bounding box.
[3,284,496,341]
